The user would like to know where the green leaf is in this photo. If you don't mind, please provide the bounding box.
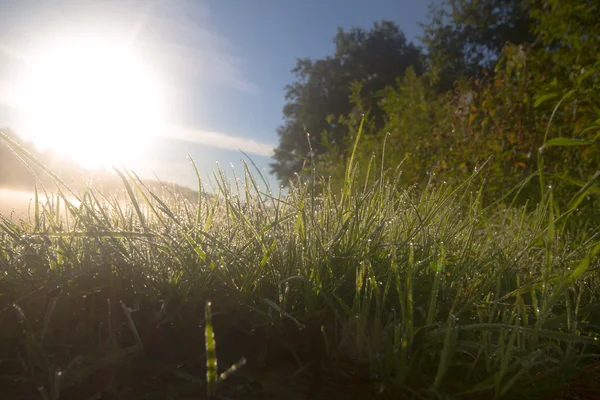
[205,301,217,397]
[534,92,559,108]
[566,170,600,213]
[544,138,597,147]
[541,242,600,326]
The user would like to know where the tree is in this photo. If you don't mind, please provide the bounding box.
[270,20,422,184]
[420,0,536,92]
[526,0,600,184]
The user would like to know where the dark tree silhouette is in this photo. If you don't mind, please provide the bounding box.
[419,0,537,92]
[270,20,422,184]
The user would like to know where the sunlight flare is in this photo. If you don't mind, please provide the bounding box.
[12,36,166,169]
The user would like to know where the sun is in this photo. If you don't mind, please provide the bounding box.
[12,36,166,169]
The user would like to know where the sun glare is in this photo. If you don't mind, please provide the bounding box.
[12,37,166,169]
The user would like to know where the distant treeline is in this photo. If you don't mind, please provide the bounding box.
[0,128,80,190]
[0,128,199,202]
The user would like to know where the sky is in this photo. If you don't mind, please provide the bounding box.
[0,0,435,192]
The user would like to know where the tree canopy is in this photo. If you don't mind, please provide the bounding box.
[270,20,422,183]
[419,0,536,91]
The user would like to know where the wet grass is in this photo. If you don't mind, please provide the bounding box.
[0,130,599,399]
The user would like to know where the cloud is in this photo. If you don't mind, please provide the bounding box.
[140,2,259,94]
[0,1,267,160]
[0,1,258,95]
[167,126,274,158]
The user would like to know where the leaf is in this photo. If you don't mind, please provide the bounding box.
[544,138,597,147]
[579,121,600,136]
[541,242,600,326]
[205,301,217,397]
[559,170,600,231]
[534,92,559,108]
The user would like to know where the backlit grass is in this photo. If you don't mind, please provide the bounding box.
[1,130,599,399]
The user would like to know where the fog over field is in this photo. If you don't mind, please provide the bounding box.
[0,188,35,219]
[0,187,83,221]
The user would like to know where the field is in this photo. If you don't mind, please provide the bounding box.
[1,134,599,399]
[0,188,37,220]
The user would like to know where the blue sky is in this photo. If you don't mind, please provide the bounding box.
[0,0,434,192]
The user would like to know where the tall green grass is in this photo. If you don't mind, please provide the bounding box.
[1,129,599,399]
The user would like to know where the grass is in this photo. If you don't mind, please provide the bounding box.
[0,129,599,399]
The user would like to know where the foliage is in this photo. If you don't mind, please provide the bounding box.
[419,0,536,92]
[1,133,599,399]
[270,20,422,184]
[317,67,458,190]
[446,0,600,205]
[312,0,599,220]
[526,0,600,171]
